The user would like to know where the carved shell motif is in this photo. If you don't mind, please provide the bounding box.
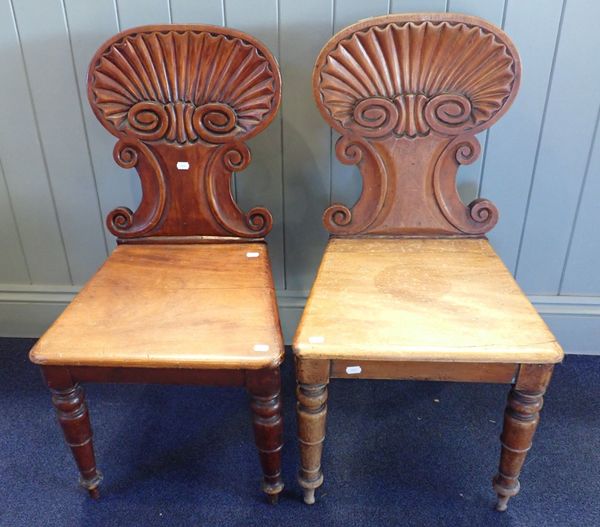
[318,20,518,138]
[89,29,279,144]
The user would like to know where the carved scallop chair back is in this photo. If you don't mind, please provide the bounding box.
[312,13,521,236]
[87,24,281,242]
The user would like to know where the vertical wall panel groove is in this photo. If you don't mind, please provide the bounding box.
[390,0,446,11]
[0,156,30,283]
[61,0,110,257]
[11,1,74,285]
[112,0,121,29]
[63,0,124,264]
[0,0,71,284]
[560,104,600,295]
[116,0,170,27]
[513,1,566,278]
[558,104,600,291]
[280,0,333,291]
[482,0,565,275]
[170,1,223,26]
[226,0,285,289]
[515,0,600,294]
[276,0,287,289]
[12,0,112,284]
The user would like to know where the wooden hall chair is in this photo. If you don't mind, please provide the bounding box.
[294,13,563,511]
[29,25,284,504]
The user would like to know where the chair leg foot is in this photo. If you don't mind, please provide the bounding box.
[297,382,328,505]
[266,492,279,505]
[89,487,101,500]
[495,494,510,512]
[303,488,316,505]
[80,471,103,499]
[261,480,284,505]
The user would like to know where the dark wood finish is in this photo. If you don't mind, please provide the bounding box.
[312,13,520,236]
[31,24,284,504]
[87,25,281,242]
[64,366,246,386]
[330,360,518,383]
[41,365,284,502]
[515,363,555,391]
[493,364,554,511]
[43,367,102,499]
[296,13,561,511]
[246,368,285,504]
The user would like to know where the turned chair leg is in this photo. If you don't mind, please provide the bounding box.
[246,368,284,504]
[296,382,328,505]
[43,367,102,498]
[493,365,553,512]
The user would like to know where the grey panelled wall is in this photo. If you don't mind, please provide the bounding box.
[0,0,598,353]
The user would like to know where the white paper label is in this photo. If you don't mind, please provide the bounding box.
[346,366,362,375]
[176,161,190,170]
[246,252,260,258]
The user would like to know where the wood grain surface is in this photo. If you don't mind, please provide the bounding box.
[30,243,283,369]
[294,237,563,363]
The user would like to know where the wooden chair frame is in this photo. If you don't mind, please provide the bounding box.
[42,364,283,501]
[31,24,284,503]
[296,359,553,510]
[295,13,560,511]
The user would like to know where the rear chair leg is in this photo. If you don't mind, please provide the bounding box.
[43,367,102,498]
[246,368,284,504]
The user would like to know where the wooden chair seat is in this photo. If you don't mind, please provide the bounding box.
[295,237,562,364]
[30,243,283,370]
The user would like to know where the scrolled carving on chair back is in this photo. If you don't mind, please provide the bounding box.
[88,25,281,241]
[313,14,521,236]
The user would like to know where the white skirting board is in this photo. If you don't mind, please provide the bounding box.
[0,286,598,355]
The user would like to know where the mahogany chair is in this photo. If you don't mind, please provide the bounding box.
[29,25,284,504]
[294,13,563,511]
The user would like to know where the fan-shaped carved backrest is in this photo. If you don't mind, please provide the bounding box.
[313,13,520,236]
[88,25,281,242]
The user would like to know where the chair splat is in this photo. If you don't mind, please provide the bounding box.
[87,25,281,242]
[313,13,521,236]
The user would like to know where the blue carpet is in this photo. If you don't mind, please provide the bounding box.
[0,338,599,526]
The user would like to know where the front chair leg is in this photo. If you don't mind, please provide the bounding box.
[43,367,102,498]
[246,368,284,504]
[493,365,553,512]
[296,382,328,505]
